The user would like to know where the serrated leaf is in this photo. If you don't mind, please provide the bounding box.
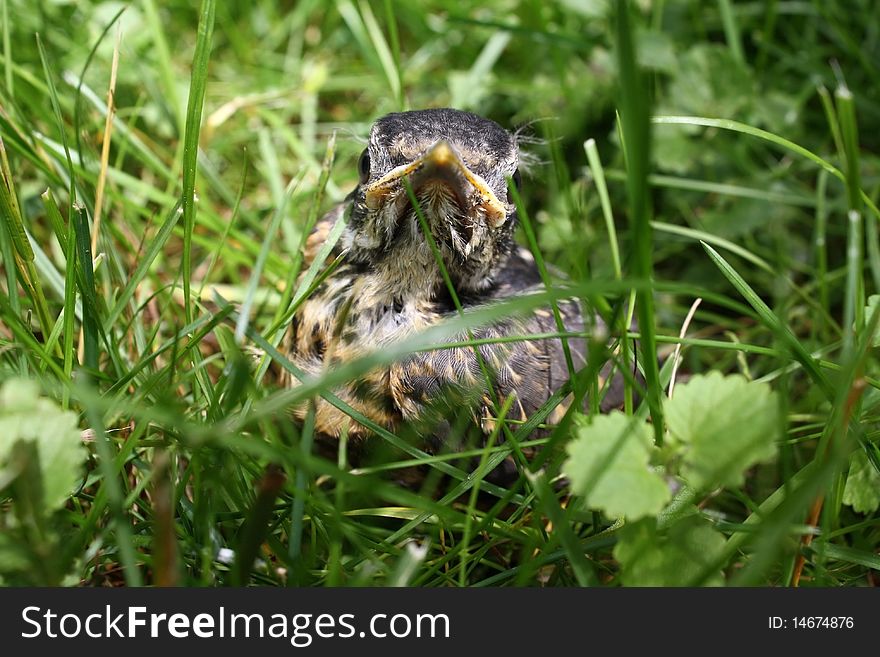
[843,449,880,514]
[614,516,725,586]
[0,378,86,510]
[563,412,671,520]
[637,30,677,74]
[665,372,779,490]
[662,45,754,119]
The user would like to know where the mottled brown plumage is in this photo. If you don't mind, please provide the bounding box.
[284,109,619,476]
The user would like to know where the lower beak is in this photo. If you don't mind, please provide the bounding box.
[364,140,507,228]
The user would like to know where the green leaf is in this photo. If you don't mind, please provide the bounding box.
[0,378,86,510]
[865,295,880,347]
[563,412,671,520]
[843,449,880,514]
[662,45,753,119]
[615,516,726,586]
[637,29,677,74]
[665,372,779,490]
[558,0,607,19]
[0,532,30,573]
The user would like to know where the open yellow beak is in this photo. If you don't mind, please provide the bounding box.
[364,140,507,228]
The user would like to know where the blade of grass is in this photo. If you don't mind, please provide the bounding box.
[359,0,402,109]
[836,83,863,357]
[615,0,664,444]
[817,86,845,167]
[0,152,56,348]
[251,136,337,390]
[584,137,633,414]
[655,220,839,334]
[257,128,285,210]
[653,114,880,223]
[584,138,621,279]
[282,134,336,301]
[508,180,576,384]
[106,201,182,326]
[652,115,838,173]
[196,153,248,301]
[232,278,643,428]
[289,403,315,565]
[458,393,515,586]
[90,25,121,255]
[67,72,173,181]
[603,170,816,207]
[72,204,99,371]
[1,0,10,96]
[42,191,77,403]
[180,0,216,327]
[81,391,143,587]
[814,169,830,342]
[450,31,511,110]
[404,177,531,474]
[702,241,834,399]
[717,0,745,65]
[809,543,880,571]
[387,541,430,587]
[652,220,774,273]
[233,464,286,586]
[290,229,347,309]
[755,0,778,72]
[865,184,880,294]
[142,0,184,134]
[36,33,75,206]
[382,0,405,110]
[526,468,597,586]
[0,197,26,375]
[765,304,878,586]
[0,296,66,379]
[255,134,336,375]
[239,312,526,504]
[234,176,297,344]
[71,4,126,175]
[795,79,869,586]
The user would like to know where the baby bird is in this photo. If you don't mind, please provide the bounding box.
[286,109,617,473]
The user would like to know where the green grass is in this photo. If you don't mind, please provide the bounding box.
[1,0,879,587]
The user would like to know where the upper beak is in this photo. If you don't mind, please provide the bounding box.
[364,140,507,228]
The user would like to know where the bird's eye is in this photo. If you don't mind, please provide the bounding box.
[358,149,371,183]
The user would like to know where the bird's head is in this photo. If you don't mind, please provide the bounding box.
[344,108,521,296]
